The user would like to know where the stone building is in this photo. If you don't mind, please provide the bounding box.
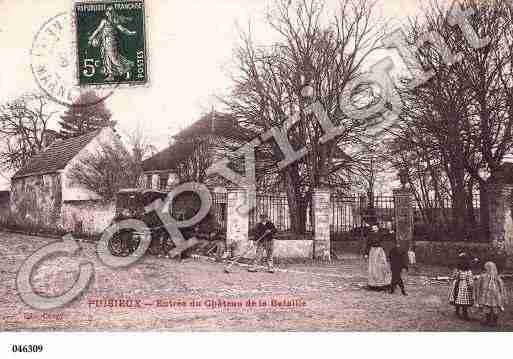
[142,112,254,192]
[142,112,255,232]
[10,127,121,234]
[0,190,10,220]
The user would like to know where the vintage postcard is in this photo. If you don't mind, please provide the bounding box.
[1,0,513,356]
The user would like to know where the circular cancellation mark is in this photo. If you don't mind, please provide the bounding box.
[30,13,117,107]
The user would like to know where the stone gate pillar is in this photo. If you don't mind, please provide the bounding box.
[226,187,250,257]
[393,188,414,250]
[488,176,513,269]
[313,188,331,261]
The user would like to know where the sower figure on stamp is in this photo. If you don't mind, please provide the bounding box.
[88,6,136,81]
[389,240,408,296]
[248,214,277,273]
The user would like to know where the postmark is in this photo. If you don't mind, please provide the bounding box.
[73,0,148,87]
[30,13,116,107]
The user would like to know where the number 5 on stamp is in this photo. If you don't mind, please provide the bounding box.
[74,0,148,86]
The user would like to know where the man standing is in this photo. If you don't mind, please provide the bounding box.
[389,240,408,295]
[248,214,277,273]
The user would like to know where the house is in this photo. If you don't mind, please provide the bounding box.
[0,190,9,221]
[142,112,254,192]
[142,112,255,231]
[10,127,121,234]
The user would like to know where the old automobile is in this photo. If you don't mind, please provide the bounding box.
[107,188,219,257]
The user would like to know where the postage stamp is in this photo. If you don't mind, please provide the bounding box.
[73,0,148,86]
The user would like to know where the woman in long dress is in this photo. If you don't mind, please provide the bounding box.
[365,225,391,290]
[88,6,136,81]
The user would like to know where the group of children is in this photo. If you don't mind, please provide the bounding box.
[367,235,508,327]
[448,253,507,327]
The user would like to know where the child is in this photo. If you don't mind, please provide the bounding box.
[407,245,417,273]
[389,240,408,295]
[448,253,474,320]
[475,261,507,327]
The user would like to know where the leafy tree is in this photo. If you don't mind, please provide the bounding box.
[59,91,115,139]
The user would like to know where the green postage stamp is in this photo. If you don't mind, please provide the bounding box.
[73,0,148,86]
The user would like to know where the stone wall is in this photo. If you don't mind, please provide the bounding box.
[332,239,511,271]
[274,240,313,259]
[332,240,366,255]
[61,200,115,235]
[10,173,62,228]
[236,239,313,260]
[413,241,508,268]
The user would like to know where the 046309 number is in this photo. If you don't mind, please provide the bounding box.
[11,345,43,353]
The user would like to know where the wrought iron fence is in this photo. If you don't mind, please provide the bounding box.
[216,189,480,239]
[330,194,395,237]
[412,193,481,227]
[249,194,291,232]
[211,192,227,232]
[374,195,395,224]
[331,195,360,233]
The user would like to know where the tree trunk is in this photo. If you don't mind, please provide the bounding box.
[284,167,307,234]
[450,161,467,240]
[479,180,490,239]
[465,179,476,226]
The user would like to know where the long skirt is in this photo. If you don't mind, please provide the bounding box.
[368,247,391,288]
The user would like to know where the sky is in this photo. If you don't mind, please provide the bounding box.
[0,0,429,190]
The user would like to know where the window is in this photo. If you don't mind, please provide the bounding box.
[146,174,153,189]
[159,174,169,191]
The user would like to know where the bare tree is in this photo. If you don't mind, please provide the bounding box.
[174,138,213,184]
[0,93,57,171]
[393,0,513,237]
[123,123,158,164]
[67,141,141,201]
[223,0,384,233]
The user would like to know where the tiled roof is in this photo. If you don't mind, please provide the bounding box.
[143,113,256,172]
[174,112,254,142]
[142,141,196,172]
[12,130,101,179]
